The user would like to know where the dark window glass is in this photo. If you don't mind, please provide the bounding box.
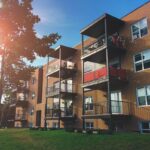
[135,54,142,62]
[147,96,150,105]
[142,122,149,129]
[144,60,150,69]
[141,28,148,37]
[138,97,146,106]
[135,63,142,71]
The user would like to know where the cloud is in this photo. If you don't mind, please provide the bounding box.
[33,5,69,27]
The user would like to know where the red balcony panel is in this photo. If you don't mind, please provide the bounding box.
[109,67,118,77]
[95,67,107,80]
[84,71,95,82]
[84,67,127,83]
[110,67,127,81]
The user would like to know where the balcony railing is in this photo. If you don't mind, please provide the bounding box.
[82,35,106,56]
[47,59,76,75]
[84,67,127,83]
[46,109,59,118]
[82,34,125,57]
[15,114,27,120]
[46,107,74,118]
[16,99,28,107]
[84,100,131,116]
[47,83,77,97]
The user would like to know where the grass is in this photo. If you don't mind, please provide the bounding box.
[0,129,150,150]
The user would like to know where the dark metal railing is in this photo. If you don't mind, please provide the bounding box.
[16,99,28,107]
[84,100,131,116]
[15,114,27,120]
[46,107,74,118]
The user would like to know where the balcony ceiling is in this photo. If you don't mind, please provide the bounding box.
[48,45,77,59]
[80,13,125,38]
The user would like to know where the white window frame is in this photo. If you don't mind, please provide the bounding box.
[140,122,150,133]
[131,18,148,40]
[52,122,59,128]
[136,85,150,107]
[31,92,36,99]
[85,96,93,111]
[134,49,150,72]
[85,122,94,129]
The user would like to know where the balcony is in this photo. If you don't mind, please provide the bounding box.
[83,67,127,89]
[46,107,75,120]
[83,100,131,119]
[16,99,28,107]
[47,59,76,77]
[46,83,77,98]
[46,108,59,119]
[81,34,126,61]
[15,114,27,121]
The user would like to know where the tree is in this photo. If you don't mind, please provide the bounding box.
[0,0,61,103]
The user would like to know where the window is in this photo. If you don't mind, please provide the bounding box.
[30,107,34,115]
[140,122,150,133]
[85,96,93,111]
[131,18,148,40]
[29,122,33,128]
[137,85,150,106]
[31,92,35,99]
[31,77,36,84]
[53,98,59,109]
[53,122,59,128]
[134,49,150,72]
[85,122,94,129]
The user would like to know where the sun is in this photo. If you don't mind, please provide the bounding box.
[0,1,3,8]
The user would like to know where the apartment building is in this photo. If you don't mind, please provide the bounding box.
[7,1,150,133]
[80,1,150,132]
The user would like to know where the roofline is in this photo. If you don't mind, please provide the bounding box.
[80,13,107,34]
[121,0,150,19]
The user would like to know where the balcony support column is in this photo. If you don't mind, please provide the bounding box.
[44,55,50,129]
[81,34,85,129]
[105,18,112,133]
[58,47,62,129]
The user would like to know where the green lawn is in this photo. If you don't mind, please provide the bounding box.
[0,129,150,150]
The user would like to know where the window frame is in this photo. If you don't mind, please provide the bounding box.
[131,17,148,40]
[133,49,150,72]
[140,121,150,133]
[84,96,94,111]
[52,122,59,128]
[136,85,150,107]
[85,122,94,129]
[31,92,36,99]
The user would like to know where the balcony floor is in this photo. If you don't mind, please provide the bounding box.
[82,113,130,119]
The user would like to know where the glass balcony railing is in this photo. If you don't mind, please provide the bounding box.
[84,67,127,83]
[82,36,106,56]
[47,59,76,75]
[47,83,77,97]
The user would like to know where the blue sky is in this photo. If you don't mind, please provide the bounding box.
[31,0,149,66]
